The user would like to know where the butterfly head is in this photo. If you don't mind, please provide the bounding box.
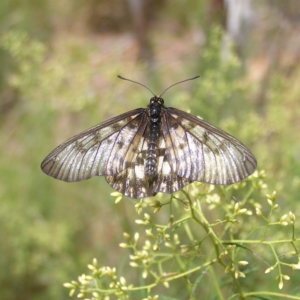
[150,96,164,105]
[148,96,164,119]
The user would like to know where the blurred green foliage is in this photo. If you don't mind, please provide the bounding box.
[64,174,300,299]
[1,1,300,299]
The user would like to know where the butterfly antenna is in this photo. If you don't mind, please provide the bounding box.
[159,75,200,97]
[118,75,155,96]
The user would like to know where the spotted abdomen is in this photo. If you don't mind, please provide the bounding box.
[145,96,163,180]
[145,128,159,179]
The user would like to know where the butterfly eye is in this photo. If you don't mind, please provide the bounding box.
[150,97,156,104]
[158,98,164,105]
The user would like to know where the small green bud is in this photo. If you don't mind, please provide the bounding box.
[289,211,295,222]
[265,266,274,273]
[282,274,290,280]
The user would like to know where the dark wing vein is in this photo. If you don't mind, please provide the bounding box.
[41,108,145,182]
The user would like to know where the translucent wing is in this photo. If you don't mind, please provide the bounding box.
[41,108,147,182]
[41,105,257,199]
[156,108,257,188]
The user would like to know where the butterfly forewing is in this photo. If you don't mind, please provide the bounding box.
[163,108,257,185]
[41,108,145,182]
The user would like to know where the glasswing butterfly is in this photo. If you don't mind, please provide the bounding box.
[41,76,257,198]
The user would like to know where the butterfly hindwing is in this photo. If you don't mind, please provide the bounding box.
[151,118,192,195]
[105,116,153,198]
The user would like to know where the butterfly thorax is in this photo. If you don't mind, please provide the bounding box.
[145,96,164,181]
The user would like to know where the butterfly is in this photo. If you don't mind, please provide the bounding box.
[41,75,257,199]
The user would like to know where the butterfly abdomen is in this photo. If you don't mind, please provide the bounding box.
[145,97,164,180]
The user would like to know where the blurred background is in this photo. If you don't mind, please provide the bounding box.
[1,0,300,299]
